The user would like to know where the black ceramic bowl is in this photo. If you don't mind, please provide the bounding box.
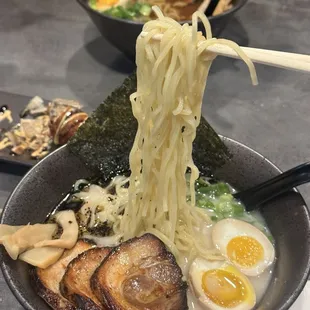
[1,138,310,310]
[77,0,248,59]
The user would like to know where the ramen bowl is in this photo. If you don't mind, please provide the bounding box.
[77,0,248,59]
[1,137,310,310]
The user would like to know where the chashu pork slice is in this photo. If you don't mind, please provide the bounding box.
[60,247,112,310]
[31,239,93,310]
[91,233,188,310]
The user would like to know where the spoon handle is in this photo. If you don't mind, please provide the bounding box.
[233,162,310,211]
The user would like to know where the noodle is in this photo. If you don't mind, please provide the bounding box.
[117,7,257,262]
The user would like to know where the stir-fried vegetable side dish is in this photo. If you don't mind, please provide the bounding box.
[0,97,88,159]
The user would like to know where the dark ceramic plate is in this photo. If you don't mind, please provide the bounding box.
[0,91,49,168]
[1,138,310,310]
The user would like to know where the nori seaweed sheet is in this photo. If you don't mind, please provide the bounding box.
[68,73,230,180]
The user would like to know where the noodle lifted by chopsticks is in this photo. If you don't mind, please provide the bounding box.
[119,6,257,263]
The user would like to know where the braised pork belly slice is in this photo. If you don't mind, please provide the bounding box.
[60,247,112,310]
[91,233,188,310]
[31,240,93,310]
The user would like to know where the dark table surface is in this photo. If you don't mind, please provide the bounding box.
[0,0,310,309]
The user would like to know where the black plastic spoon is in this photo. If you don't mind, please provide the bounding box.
[233,162,310,211]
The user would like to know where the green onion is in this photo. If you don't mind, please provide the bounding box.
[89,0,97,9]
[216,201,233,214]
[198,182,230,197]
[139,4,152,16]
[195,177,210,188]
[197,199,215,209]
[194,178,273,239]
[232,203,245,216]
[103,2,152,20]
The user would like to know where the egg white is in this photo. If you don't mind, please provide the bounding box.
[212,219,275,276]
[189,258,256,310]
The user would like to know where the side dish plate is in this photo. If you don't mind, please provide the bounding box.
[0,91,47,168]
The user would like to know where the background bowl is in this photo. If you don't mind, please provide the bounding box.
[76,0,248,59]
[1,137,310,310]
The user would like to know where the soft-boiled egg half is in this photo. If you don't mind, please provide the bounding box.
[92,0,128,11]
[212,219,275,276]
[189,259,256,310]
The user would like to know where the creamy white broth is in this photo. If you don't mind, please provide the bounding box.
[250,267,273,302]
[188,290,205,310]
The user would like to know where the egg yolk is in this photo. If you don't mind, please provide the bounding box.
[227,236,264,267]
[202,269,247,308]
[96,0,118,8]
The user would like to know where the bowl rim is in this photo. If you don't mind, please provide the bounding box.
[1,136,310,310]
[76,0,248,27]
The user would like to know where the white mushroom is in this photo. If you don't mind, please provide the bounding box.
[34,210,78,249]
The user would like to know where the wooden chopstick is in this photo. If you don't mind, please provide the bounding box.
[140,32,310,73]
[207,44,310,73]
